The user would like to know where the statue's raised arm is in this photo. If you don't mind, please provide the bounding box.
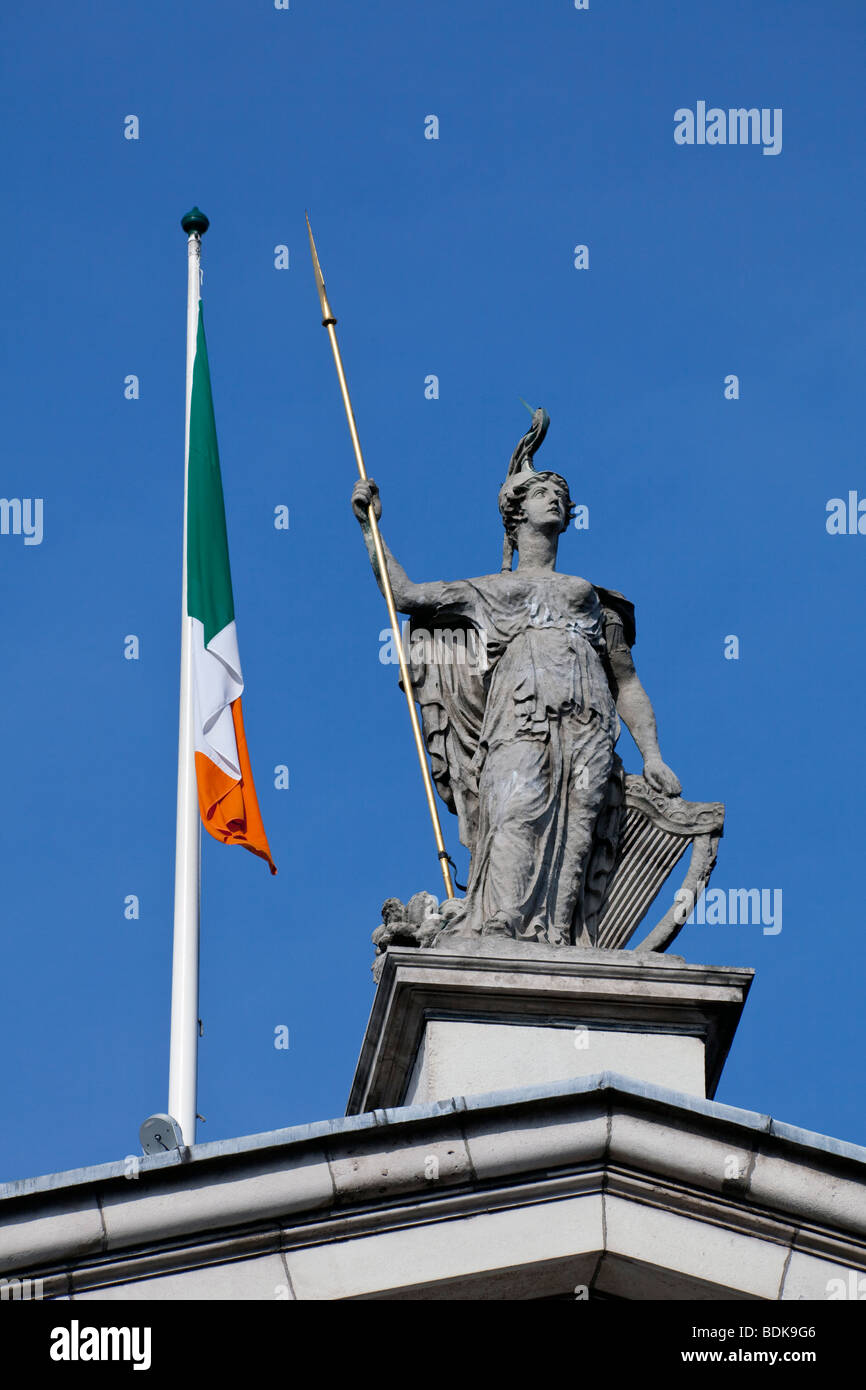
[351,478,453,614]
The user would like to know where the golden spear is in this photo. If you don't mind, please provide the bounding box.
[306,215,455,900]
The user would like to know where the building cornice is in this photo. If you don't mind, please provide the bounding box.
[2,1075,864,1300]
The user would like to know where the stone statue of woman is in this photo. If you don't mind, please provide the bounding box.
[351,409,682,948]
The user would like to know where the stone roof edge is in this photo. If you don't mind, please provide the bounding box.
[2,1071,864,1205]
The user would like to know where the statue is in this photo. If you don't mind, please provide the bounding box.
[352,408,692,952]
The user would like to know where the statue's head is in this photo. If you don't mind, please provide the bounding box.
[498,470,575,551]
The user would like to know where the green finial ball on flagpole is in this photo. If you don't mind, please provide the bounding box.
[181,207,210,236]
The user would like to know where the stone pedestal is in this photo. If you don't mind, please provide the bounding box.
[347,941,753,1114]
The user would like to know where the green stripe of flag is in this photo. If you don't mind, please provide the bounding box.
[187,304,235,646]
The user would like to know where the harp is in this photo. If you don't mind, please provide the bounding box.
[590,775,725,952]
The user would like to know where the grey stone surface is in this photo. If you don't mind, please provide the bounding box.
[748,1146,866,1238]
[351,408,717,954]
[461,1092,608,1182]
[99,1146,334,1251]
[0,1194,104,1276]
[405,1020,706,1103]
[328,1123,471,1204]
[73,1254,291,1302]
[285,1193,606,1301]
[602,1195,790,1300]
[607,1109,756,1196]
[779,1249,866,1302]
[348,944,753,1112]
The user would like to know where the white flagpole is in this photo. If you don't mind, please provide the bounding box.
[168,207,209,1145]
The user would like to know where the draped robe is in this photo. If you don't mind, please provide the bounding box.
[404,570,635,946]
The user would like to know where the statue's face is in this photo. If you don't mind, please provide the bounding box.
[520,475,568,533]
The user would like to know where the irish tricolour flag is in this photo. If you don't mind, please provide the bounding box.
[186,303,276,873]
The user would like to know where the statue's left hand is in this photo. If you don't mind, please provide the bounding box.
[642,756,682,798]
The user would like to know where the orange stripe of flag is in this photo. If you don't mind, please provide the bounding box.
[194,698,277,873]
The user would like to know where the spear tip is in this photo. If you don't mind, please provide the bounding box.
[306,213,336,327]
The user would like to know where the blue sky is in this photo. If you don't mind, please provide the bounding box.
[2,0,865,1182]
